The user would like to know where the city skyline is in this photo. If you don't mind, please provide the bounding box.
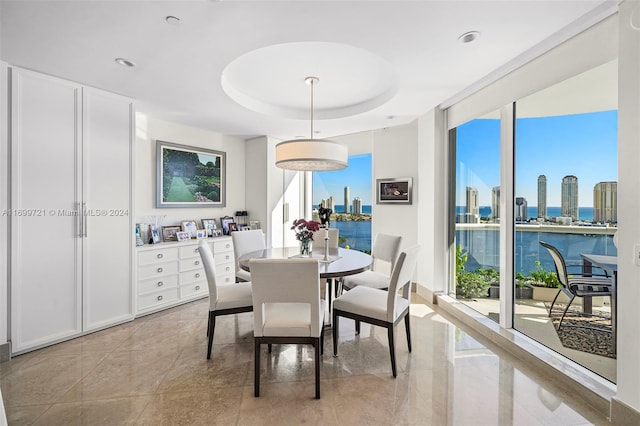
[313,153,373,205]
[456,110,618,206]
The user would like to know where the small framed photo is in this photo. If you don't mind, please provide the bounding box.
[196,229,207,239]
[181,220,198,238]
[220,216,235,235]
[176,231,190,242]
[249,220,261,230]
[201,218,218,236]
[212,229,223,237]
[238,224,251,231]
[376,177,413,205]
[228,222,239,233]
[162,225,181,242]
[149,224,161,244]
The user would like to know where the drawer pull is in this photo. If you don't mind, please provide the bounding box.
[195,248,199,253]
[157,295,163,301]
[226,244,230,249]
[225,266,230,272]
[225,277,231,282]
[157,281,164,287]
[157,267,163,273]
[157,253,163,259]
[195,285,200,291]
[195,260,200,265]
[195,273,201,278]
[225,255,230,260]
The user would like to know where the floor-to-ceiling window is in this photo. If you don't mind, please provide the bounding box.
[452,110,502,322]
[513,60,618,383]
[312,153,372,252]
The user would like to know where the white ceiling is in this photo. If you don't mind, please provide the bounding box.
[0,0,614,141]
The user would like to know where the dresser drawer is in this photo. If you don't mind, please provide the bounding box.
[139,261,179,281]
[213,238,233,254]
[179,244,205,260]
[180,258,204,272]
[215,251,234,266]
[180,269,205,284]
[215,262,234,277]
[139,274,179,295]
[216,272,236,286]
[139,247,179,266]
[180,282,208,298]
[138,287,179,310]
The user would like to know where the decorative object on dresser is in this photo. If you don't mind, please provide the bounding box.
[376,177,413,205]
[135,237,236,317]
[181,220,198,238]
[220,216,235,235]
[176,231,190,242]
[234,210,248,225]
[228,222,239,233]
[162,225,181,242]
[149,224,161,244]
[249,220,261,230]
[135,225,144,247]
[201,218,218,236]
[156,140,226,208]
[196,229,208,239]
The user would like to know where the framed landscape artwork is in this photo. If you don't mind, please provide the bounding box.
[156,140,226,208]
[376,177,413,205]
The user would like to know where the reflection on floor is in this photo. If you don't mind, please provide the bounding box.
[459,297,616,383]
[0,295,610,425]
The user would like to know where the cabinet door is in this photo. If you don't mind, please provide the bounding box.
[10,68,82,353]
[82,88,134,331]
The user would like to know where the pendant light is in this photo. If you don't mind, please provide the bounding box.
[275,77,348,171]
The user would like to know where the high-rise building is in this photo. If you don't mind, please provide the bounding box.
[328,196,335,213]
[537,175,547,219]
[515,197,528,221]
[465,187,480,223]
[593,181,617,223]
[352,197,362,215]
[491,186,500,220]
[344,186,351,214]
[561,175,579,221]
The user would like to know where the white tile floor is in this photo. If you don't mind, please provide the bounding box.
[0,295,611,425]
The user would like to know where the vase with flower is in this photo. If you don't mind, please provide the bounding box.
[291,218,320,257]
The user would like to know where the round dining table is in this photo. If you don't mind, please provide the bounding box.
[238,247,372,279]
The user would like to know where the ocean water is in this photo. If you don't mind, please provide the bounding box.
[333,221,372,251]
[318,204,372,215]
[458,206,595,222]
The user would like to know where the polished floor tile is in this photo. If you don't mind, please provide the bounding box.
[0,295,611,425]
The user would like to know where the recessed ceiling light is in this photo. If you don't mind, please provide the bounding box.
[115,58,136,67]
[165,15,181,25]
[458,31,480,44]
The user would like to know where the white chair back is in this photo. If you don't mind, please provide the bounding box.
[386,245,420,321]
[249,258,322,337]
[371,233,402,272]
[311,228,339,252]
[198,241,218,309]
[232,229,266,270]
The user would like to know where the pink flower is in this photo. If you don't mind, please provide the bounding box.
[291,218,321,241]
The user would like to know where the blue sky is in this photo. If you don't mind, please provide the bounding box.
[456,110,618,206]
[313,153,372,205]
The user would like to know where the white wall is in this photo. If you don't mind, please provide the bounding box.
[614,0,640,414]
[0,61,7,347]
[134,113,246,229]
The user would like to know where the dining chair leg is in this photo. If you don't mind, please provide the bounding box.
[332,311,339,356]
[314,339,321,399]
[387,325,397,378]
[207,314,211,337]
[320,327,324,356]
[254,339,261,397]
[404,314,412,353]
[355,320,360,335]
[207,311,215,359]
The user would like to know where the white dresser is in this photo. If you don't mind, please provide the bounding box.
[136,236,235,316]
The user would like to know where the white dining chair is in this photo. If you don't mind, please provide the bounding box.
[249,258,325,399]
[311,228,339,254]
[332,245,420,377]
[198,241,253,359]
[231,229,266,282]
[341,233,402,293]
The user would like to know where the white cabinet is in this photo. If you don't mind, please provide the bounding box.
[135,237,234,315]
[10,68,133,354]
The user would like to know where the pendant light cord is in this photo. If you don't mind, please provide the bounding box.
[309,78,314,140]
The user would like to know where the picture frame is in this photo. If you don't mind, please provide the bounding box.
[181,220,198,239]
[220,216,235,235]
[156,140,226,208]
[228,222,239,233]
[176,231,190,242]
[376,177,413,205]
[162,225,181,242]
[249,220,261,230]
[201,218,218,236]
[149,224,161,244]
[238,224,251,231]
[212,229,223,237]
[196,229,208,239]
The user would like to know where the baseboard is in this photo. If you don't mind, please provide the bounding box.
[611,397,640,425]
[435,294,615,419]
[415,284,439,304]
[0,342,10,362]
